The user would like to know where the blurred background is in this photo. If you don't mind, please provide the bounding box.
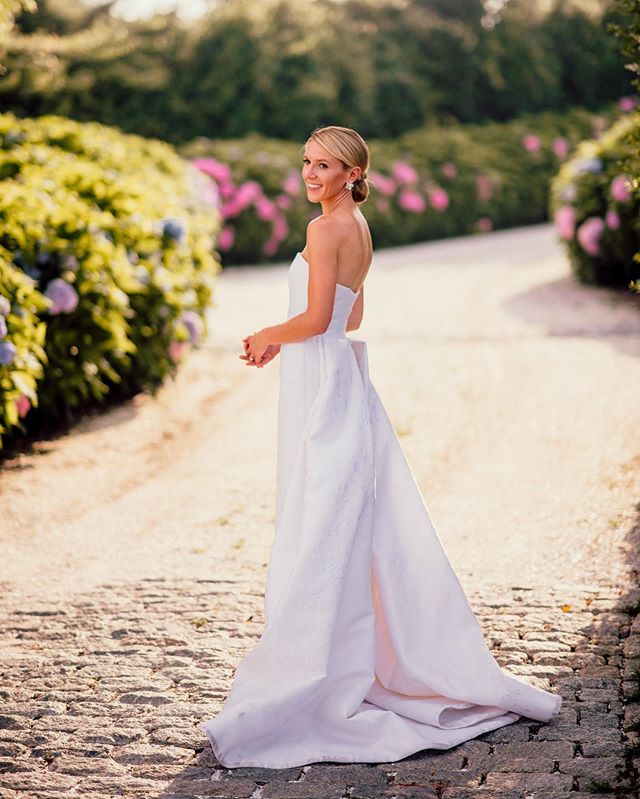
[0,0,638,447]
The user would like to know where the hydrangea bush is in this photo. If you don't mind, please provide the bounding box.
[0,113,220,447]
[0,249,48,445]
[181,104,631,266]
[549,111,640,288]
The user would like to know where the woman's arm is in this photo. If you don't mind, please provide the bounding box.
[258,218,341,345]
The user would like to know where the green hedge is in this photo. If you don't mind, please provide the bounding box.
[0,113,220,448]
[549,112,640,289]
[182,104,629,266]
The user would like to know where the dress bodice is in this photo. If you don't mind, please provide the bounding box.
[288,252,359,338]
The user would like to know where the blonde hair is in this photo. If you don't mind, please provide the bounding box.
[305,125,370,204]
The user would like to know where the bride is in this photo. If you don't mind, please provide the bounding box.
[200,125,562,769]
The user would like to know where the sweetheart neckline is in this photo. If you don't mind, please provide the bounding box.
[296,252,361,296]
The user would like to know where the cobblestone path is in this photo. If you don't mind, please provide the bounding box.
[1,225,640,798]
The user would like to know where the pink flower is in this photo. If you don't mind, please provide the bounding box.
[16,394,30,418]
[611,175,632,204]
[235,180,263,209]
[219,182,237,200]
[220,200,241,219]
[44,278,78,314]
[441,162,457,179]
[169,340,188,362]
[369,171,396,196]
[477,217,493,233]
[192,157,232,184]
[475,174,493,201]
[392,161,419,185]
[577,217,605,256]
[263,237,279,256]
[276,193,292,210]
[398,189,425,213]
[256,196,277,221]
[522,134,541,153]
[273,214,289,241]
[553,137,570,159]
[283,171,301,195]
[217,226,235,251]
[375,198,390,212]
[605,210,620,230]
[619,96,638,113]
[429,188,449,211]
[554,206,576,240]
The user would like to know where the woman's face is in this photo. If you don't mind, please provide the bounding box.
[302,139,355,202]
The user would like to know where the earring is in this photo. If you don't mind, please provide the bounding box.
[345,181,354,190]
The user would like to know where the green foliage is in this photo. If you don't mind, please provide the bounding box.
[183,105,618,266]
[0,0,35,40]
[610,0,640,292]
[0,249,48,445]
[549,113,640,288]
[0,0,631,144]
[0,112,220,447]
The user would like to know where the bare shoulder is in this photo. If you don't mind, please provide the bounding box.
[306,216,346,259]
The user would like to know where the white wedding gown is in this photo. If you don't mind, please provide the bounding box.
[201,251,562,769]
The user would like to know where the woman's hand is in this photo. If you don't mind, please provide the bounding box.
[240,331,280,368]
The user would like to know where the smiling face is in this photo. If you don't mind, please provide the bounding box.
[302,139,357,203]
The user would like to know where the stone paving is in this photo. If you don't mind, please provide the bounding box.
[1,533,639,798]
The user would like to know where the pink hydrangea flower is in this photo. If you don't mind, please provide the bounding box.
[44,278,78,315]
[577,217,605,256]
[16,394,30,418]
[220,200,241,219]
[441,162,457,179]
[553,137,570,159]
[369,171,396,196]
[619,96,638,113]
[392,161,419,185]
[605,210,620,230]
[398,188,425,213]
[283,171,301,195]
[273,214,289,241]
[522,134,541,153]
[169,340,188,362]
[263,237,279,256]
[429,188,449,211]
[256,196,278,221]
[554,206,576,240]
[477,217,493,233]
[192,157,232,184]
[611,175,632,204]
[475,174,493,201]
[276,194,292,210]
[217,226,235,251]
[219,182,237,200]
[235,180,263,210]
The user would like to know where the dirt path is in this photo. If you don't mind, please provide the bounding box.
[1,223,640,798]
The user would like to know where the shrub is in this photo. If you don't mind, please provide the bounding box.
[182,104,627,266]
[549,112,640,288]
[0,113,220,447]
[0,249,48,445]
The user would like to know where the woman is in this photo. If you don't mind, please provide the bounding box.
[200,125,562,769]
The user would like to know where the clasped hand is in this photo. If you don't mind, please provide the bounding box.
[240,330,280,368]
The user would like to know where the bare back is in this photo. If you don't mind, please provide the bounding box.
[301,209,373,294]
